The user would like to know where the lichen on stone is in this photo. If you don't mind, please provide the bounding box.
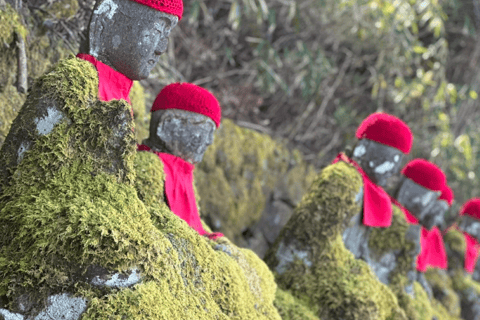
[264,161,407,320]
[129,81,150,144]
[195,119,315,244]
[425,269,461,318]
[0,4,71,149]
[273,288,319,320]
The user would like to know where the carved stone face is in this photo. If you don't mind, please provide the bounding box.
[351,139,404,187]
[145,109,216,164]
[395,177,442,229]
[89,0,178,80]
[458,215,480,243]
[418,200,449,230]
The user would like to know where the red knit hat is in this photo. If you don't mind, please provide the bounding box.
[356,113,413,154]
[129,0,183,20]
[151,83,221,127]
[401,159,446,191]
[439,184,454,206]
[460,198,480,221]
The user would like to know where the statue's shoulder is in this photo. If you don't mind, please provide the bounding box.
[315,160,363,194]
[30,55,98,104]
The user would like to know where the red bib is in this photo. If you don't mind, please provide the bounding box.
[390,198,448,272]
[332,153,392,227]
[76,54,133,103]
[463,232,480,274]
[137,145,222,240]
[416,227,448,272]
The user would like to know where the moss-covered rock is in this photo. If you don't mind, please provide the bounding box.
[0,56,281,319]
[425,269,461,318]
[264,161,407,320]
[195,119,315,245]
[0,4,71,148]
[428,228,480,320]
[273,288,319,320]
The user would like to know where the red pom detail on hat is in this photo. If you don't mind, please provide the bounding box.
[401,159,446,191]
[439,184,454,206]
[460,198,480,221]
[356,112,413,153]
[129,0,183,20]
[151,83,221,127]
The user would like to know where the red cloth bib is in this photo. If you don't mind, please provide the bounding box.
[76,53,133,103]
[463,232,480,273]
[416,227,448,272]
[137,144,223,240]
[390,197,448,272]
[332,153,392,227]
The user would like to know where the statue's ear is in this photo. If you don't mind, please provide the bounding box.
[88,0,118,56]
[88,13,106,57]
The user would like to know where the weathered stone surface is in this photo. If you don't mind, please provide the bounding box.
[351,139,404,188]
[264,161,407,320]
[143,109,216,164]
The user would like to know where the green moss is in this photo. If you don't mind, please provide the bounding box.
[130,81,150,144]
[265,161,406,320]
[425,269,461,317]
[134,150,165,207]
[0,56,282,318]
[0,5,27,43]
[443,228,466,270]
[394,282,433,320]
[49,0,79,20]
[273,288,320,320]
[195,119,315,243]
[0,4,70,149]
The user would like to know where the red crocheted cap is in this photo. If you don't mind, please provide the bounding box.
[460,198,480,220]
[401,159,446,191]
[129,0,183,20]
[151,83,221,127]
[439,184,454,206]
[356,113,413,153]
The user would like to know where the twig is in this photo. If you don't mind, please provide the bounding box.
[301,50,352,137]
[15,31,27,93]
[193,69,256,85]
[235,120,271,134]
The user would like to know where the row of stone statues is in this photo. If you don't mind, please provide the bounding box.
[0,0,480,318]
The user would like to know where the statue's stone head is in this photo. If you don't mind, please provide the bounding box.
[457,198,480,243]
[82,0,183,80]
[352,112,413,187]
[395,159,447,229]
[143,83,221,164]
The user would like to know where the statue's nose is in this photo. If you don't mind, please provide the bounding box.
[154,38,168,55]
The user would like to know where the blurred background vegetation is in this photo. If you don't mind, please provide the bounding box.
[1,0,480,221]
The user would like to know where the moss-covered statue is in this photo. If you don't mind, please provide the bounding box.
[0,0,281,319]
[374,160,455,320]
[427,199,480,320]
[264,112,413,320]
[0,0,180,194]
[137,82,223,240]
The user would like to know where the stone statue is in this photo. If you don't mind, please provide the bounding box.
[264,113,413,320]
[387,161,448,299]
[0,0,183,319]
[428,199,480,320]
[0,0,181,194]
[138,82,223,239]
